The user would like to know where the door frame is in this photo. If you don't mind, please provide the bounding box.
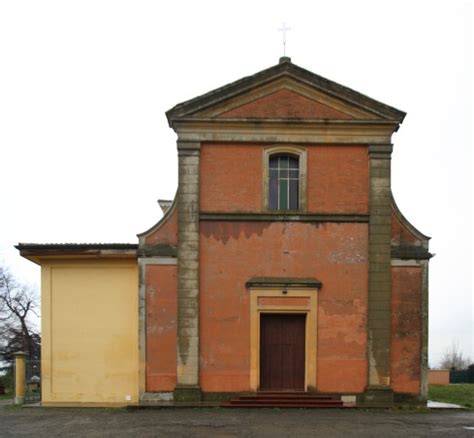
[248,288,319,392]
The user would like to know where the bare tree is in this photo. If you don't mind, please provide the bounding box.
[439,340,471,370]
[0,266,40,363]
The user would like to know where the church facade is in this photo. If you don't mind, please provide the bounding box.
[18,58,432,407]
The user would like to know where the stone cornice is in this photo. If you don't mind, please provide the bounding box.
[138,244,177,257]
[246,276,322,289]
[200,212,369,222]
[175,117,399,125]
[391,246,433,260]
[174,119,398,144]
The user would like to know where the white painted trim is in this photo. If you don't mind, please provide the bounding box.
[391,259,421,267]
[140,257,177,265]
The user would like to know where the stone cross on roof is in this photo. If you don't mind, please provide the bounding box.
[278,22,291,57]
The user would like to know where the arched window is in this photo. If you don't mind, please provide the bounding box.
[263,146,307,212]
[269,154,299,210]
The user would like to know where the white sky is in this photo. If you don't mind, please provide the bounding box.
[0,0,472,367]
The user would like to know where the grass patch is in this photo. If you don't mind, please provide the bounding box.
[2,404,21,411]
[428,384,474,408]
[0,393,14,401]
[392,405,431,413]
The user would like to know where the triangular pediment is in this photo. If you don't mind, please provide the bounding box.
[166,59,405,127]
[216,88,353,119]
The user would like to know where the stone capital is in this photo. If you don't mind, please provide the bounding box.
[368,144,393,159]
[177,140,201,152]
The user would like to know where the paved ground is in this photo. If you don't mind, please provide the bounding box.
[1,406,474,437]
[428,400,465,408]
[0,399,14,406]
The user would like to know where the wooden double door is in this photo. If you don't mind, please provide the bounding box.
[259,313,306,391]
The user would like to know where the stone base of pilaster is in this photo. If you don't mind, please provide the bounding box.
[140,392,174,402]
[174,385,202,402]
[393,393,427,407]
[358,386,394,407]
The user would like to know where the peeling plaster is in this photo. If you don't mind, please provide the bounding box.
[200,221,271,244]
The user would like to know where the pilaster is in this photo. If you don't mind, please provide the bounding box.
[366,144,393,401]
[175,140,201,401]
[138,259,146,398]
[14,352,27,405]
[420,260,430,400]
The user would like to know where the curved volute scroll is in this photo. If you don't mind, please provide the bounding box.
[137,191,178,256]
[391,193,432,260]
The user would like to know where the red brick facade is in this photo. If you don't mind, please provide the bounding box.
[139,59,430,405]
[146,264,177,391]
[200,221,368,393]
[143,146,425,396]
[391,266,422,394]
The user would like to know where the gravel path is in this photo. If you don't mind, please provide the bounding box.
[1,406,473,437]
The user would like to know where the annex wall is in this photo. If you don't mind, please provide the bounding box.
[41,259,139,406]
[428,370,449,385]
[145,264,177,392]
[390,266,422,394]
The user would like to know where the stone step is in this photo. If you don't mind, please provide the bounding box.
[222,402,345,409]
[228,401,344,407]
[222,392,346,409]
[238,394,333,400]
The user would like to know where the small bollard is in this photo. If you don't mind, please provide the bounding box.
[14,352,27,405]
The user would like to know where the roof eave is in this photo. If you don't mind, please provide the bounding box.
[16,243,138,264]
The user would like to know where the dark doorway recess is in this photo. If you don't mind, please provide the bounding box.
[260,313,305,391]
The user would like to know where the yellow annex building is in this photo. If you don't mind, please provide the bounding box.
[20,247,139,406]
